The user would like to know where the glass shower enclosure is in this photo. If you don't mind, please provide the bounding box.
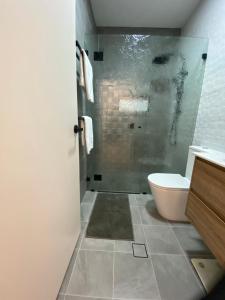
[86,34,208,193]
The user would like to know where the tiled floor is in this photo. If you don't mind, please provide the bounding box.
[58,191,211,300]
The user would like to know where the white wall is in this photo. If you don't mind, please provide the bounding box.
[182,0,225,151]
[0,0,80,299]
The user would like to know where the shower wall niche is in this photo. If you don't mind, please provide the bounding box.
[87,34,208,193]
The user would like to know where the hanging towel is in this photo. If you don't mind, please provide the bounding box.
[80,118,85,147]
[80,49,94,102]
[79,51,85,88]
[82,116,94,155]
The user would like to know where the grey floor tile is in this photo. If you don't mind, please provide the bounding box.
[81,237,115,251]
[130,206,142,224]
[152,254,204,300]
[81,203,93,222]
[57,295,65,300]
[65,296,109,300]
[144,226,183,255]
[115,225,146,253]
[136,194,154,206]
[128,194,137,205]
[139,200,169,226]
[82,191,97,203]
[114,253,160,299]
[67,250,113,297]
[59,248,78,295]
[172,226,211,256]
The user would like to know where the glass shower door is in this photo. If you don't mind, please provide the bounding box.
[87,34,208,193]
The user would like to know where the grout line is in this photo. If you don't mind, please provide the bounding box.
[65,293,112,299]
[79,248,114,253]
[141,223,172,227]
[169,223,193,228]
[112,246,115,298]
[141,225,150,256]
[142,223,162,300]
[149,252,185,257]
[133,204,142,225]
[170,226,206,294]
[112,298,161,300]
[170,226,187,256]
[77,248,143,255]
[65,293,160,300]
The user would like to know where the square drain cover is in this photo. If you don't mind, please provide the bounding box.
[132,243,148,258]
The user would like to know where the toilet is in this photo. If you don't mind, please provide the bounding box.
[148,146,206,221]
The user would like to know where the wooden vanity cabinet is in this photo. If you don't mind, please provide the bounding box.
[186,157,225,268]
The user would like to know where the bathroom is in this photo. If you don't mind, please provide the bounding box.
[1,0,225,299]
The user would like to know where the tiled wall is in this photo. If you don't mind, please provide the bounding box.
[182,0,225,151]
[76,0,96,200]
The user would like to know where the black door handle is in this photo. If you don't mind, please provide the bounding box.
[74,125,83,134]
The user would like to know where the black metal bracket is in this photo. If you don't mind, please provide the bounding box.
[94,51,104,61]
[202,53,207,60]
[76,40,89,61]
[74,125,83,134]
[94,174,102,181]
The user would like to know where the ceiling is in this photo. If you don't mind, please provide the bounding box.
[90,0,201,28]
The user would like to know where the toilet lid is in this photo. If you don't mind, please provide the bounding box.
[148,173,190,190]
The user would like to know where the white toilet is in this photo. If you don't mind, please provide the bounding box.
[148,146,206,221]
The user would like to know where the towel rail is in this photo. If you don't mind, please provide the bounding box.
[76,40,88,61]
[76,40,82,52]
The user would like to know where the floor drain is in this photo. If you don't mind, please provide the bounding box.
[132,243,148,258]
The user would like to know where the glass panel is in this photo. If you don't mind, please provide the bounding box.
[88,34,208,193]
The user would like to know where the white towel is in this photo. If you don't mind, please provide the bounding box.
[80,49,94,102]
[79,52,85,87]
[82,116,93,155]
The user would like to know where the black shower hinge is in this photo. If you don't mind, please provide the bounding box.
[94,174,102,181]
[202,53,207,60]
[94,51,104,61]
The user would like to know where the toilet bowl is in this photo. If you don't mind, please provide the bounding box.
[148,146,206,221]
[148,173,190,221]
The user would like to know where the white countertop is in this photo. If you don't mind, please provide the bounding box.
[194,148,225,169]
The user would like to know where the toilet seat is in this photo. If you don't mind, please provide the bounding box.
[148,173,190,191]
